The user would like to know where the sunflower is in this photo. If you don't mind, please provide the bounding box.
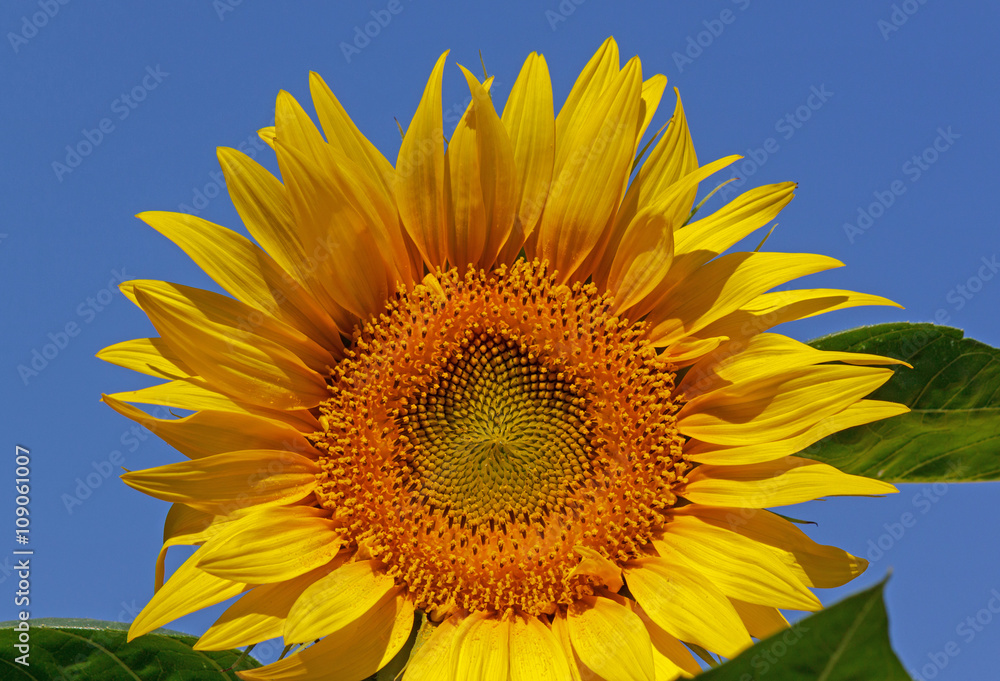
[101,37,908,680]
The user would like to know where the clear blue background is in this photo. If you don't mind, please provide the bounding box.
[2,1,999,678]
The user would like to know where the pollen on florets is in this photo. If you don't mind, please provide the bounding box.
[311,259,688,616]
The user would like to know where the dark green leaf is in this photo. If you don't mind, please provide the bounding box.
[695,580,909,680]
[806,323,1000,481]
[0,618,260,681]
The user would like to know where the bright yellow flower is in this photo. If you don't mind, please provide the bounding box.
[102,38,908,680]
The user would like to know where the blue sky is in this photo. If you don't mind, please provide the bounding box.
[2,1,999,678]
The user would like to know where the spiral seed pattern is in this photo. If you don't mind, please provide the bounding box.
[406,328,591,526]
[312,260,688,616]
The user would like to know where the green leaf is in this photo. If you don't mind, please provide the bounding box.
[0,618,260,680]
[695,580,910,680]
[806,323,1000,481]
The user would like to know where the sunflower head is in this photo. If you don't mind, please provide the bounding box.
[102,37,906,681]
[313,259,688,618]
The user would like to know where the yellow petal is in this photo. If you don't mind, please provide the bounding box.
[101,394,316,460]
[452,613,510,681]
[617,89,698,231]
[688,287,902,350]
[598,155,740,298]
[120,279,335,371]
[555,37,620,143]
[657,335,729,366]
[567,596,654,681]
[636,75,669,151]
[568,545,623,592]
[216,147,352,331]
[551,613,585,681]
[121,450,319,515]
[162,502,215,546]
[444,76,489,270]
[633,184,792,326]
[395,51,450,267]
[729,599,789,640]
[258,126,276,148]
[404,616,461,681]
[686,400,910,465]
[456,66,519,270]
[155,503,263,592]
[107,378,320,432]
[284,560,398,643]
[606,210,674,314]
[137,211,343,349]
[274,89,329,166]
[499,52,554,263]
[647,252,842,347]
[275,139,394,320]
[129,551,247,641]
[133,287,328,411]
[239,594,414,681]
[539,56,643,281]
[155,503,219,590]
[309,71,396,201]
[681,456,898,508]
[625,557,751,660]
[296,104,414,286]
[109,378,251,413]
[670,182,796,282]
[681,332,909,400]
[196,561,342,650]
[509,616,573,681]
[97,337,192,379]
[677,506,870,589]
[197,506,341,583]
[633,181,797,328]
[281,108,413,290]
[655,514,820,611]
[677,364,896,446]
[640,612,702,679]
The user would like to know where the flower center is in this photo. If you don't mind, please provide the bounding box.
[405,327,591,527]
[312,260,688,616]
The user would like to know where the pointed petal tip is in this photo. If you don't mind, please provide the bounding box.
[456,62,480,86]
[215,145,238,160]
[126,620,147,643]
